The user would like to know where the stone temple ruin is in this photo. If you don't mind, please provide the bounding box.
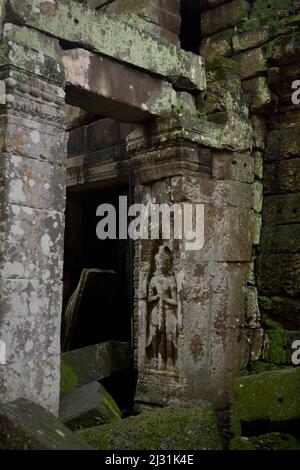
[0,0,299,450]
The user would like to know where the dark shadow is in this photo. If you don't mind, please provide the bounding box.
[180,0,202,54]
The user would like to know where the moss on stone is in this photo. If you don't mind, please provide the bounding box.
[230,433,300,450]
[258,296,283,314]
[251,0,293,19]
[263,330,286,364]
[60,361,79,395]
[78,403,224,450]
[206,56,241,75]
[251,361,288,374]
[232,368,300,436]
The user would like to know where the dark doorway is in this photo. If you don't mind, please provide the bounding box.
[62,185,133,352]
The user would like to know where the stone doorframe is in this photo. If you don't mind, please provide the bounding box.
[0,0,259,414]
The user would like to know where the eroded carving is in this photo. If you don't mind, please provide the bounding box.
[146,246,178,372]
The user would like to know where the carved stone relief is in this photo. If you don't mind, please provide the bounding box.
[145,245,179,373]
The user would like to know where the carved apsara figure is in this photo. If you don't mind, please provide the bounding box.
[146,246,178,371]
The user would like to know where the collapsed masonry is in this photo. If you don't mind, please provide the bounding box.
[0,0,299,419]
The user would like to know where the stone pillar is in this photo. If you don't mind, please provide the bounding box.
[0,42,67,414]
[128,116,254,408]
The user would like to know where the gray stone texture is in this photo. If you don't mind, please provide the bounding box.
[0,399,92,450]
[0,41,67,415]
[59,381,121,429]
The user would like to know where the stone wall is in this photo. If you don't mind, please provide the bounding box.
[198,0,300,371]
[101,0,182,45]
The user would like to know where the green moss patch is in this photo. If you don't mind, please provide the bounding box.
[78,403,224,450]
[232,368,300,436]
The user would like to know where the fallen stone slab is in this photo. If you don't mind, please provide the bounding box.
[61,341,132,394]
[62,269,118,351]
[232,368,300,436]
[60,381,121,430]
[0,399,92,450]
[78,403,224,450]
[230,433,300,451]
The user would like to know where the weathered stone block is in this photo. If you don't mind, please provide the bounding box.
[206,68,249,117]
[251,0,293,18]
[266,127,300,161]
[212,152,254,183]
[200,29,233,59]
[0,41,66,415]
[263,194,300,225]
[0,399,91,450]
[252,212,262,246]
[0,153,65,212]
[252,181,263,213]
[265,32,300,66]
[263,327,300,365]
[233,47,268,80]
[256,254,300,297]
[254,151,263,179]
[0,114,67,165]
[62,48,177,122]
[233,26,271,54]
[268,64,300,105]
[170,176,253,209]
[103,0,181,36]
[2,24,61,61]
[0,355,61,415]
[61,341,131,394]
[264,159,300,194]
[0,278,61,364]
[251,115,266,150]
[258,296,300,330]
[0,204,64,279]
[232,368,300,435]
[3,0,205,91]
[78,403,224,450]
[242,76,273,112]
[59,381,121,429]
[250,328,264,362]
[201,0,250,37]
[261,224,300,254]
[246,286,260,328]
[230,433,300,450]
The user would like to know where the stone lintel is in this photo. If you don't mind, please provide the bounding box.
[62,48,176,123]
[127,114,253,157]
[3,0,206,92]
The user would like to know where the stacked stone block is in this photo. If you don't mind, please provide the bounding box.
[198,0,300,370]
[0,41,67,415]
[103,0,181,45]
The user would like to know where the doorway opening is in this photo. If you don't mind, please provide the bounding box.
[62,185,133,352]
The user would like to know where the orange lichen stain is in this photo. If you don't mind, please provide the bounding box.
[7,136,27,150]
[23,167,42,193]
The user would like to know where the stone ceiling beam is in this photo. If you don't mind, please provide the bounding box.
[2,0,206,92]
[62,48,176,123]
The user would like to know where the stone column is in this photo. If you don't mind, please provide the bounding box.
[0,42,67,414]
[128,116,255,408]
